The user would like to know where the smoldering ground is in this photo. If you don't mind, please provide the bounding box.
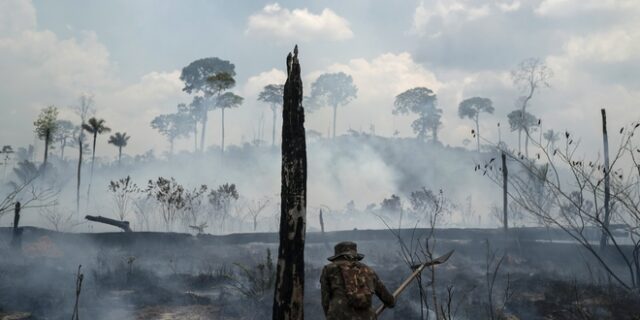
[2,226,639,319]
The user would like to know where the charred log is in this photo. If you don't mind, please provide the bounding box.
[272,45,307,320]
[85,215,132,232]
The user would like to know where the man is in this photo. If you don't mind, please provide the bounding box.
[320,241,395,319]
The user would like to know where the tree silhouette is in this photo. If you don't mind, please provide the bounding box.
[179,102,203,152]
[82,117,111,200]
[151,112,193,155]
[458,97,494,152]
[511,58,552,156]
[73,94,95,214]
[258,84,284,146]
[53,119,74,160]
[394,87,442,142]
[507,110,538,153]
[309,72,357,139]
[33,106,59,168]
[213,91,243,153]
[108,132,130,165]
[542,129,560,152]
[180,57,236,152]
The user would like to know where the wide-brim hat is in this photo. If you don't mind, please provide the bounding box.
[328,241,364,261]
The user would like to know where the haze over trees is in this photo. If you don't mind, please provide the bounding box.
[33,106,58,168]
[458,97,494,152]
[511,58,552,156]
[308,72,357,139]
[82,117,110,200]
[151,112,193,155]
[53,120,74,160]
[393,87,442,142]
[180,57,238,153]
[108,132,130,164]
[258,84,285,146]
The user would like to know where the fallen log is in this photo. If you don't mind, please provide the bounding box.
[85,215,131,232]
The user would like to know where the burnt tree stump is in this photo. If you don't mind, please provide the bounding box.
[11,201,22,250]
[272,45,307,320]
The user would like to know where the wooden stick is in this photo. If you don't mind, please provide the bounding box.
[375,250,454,316]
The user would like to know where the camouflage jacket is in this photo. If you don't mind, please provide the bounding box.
[320,259,395,320]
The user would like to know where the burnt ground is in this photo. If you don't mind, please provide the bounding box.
[0,227,639,319]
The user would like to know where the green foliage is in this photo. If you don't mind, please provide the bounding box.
[206,72,236,96]
[82,117,110,136]
[34,106,59,143]
[180,57,236,95]
[215,92,243,110]
[108,132,130,148]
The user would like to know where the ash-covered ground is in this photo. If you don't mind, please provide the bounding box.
[1,227,638,320]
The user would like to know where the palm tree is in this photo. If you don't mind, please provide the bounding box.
[108,132,130,165]
[82,117,110,200]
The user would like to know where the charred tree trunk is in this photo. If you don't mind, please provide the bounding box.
[76,135,83,215]
[600,108,611,249]
[502,152,508,231]
[273,45,307,320]
[85,215,132,232]
[11,202,22,250]
[43,129,50,168]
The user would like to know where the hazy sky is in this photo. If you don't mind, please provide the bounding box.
[1,0,639,159]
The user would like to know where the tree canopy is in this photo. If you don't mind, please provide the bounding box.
[34,106,59,143]
[458,97,494,120]
[309,72,357,111]
[180,57,235,95]
[394,87,442,142]
[258,84,284,109]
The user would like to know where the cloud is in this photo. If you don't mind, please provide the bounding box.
[241,68,287,100]
[535,0,640,17]
[245,3,353,42]
[304,52,444,138]
[0,0,37,37]
[412,1,491,37]
[0,0,189,158]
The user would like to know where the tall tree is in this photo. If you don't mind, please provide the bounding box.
[507,110,538,154]
[53,119,74,160]
[393,87,442,142]
[107,132,130,165]
[151,112,193,155]
[33,106,58,168]
[258,84,285,146]
[458,97,494,152]
[214,91,243,153]
[73,94,95,214]
[180,57,236,152]
[82,117,111,200]
[179,102,203,152]
[309,72,357,139]
[511,58,552,156]
[273,46,307,320]
[542,129,560,152]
